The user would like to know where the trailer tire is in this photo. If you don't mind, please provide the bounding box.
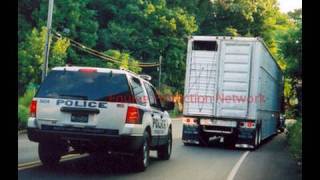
[199,135,209,146]
[224,135,236,149]
[252,128,259,150]
[258,127,262,145]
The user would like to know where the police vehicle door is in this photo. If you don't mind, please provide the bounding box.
[144,83,167,145]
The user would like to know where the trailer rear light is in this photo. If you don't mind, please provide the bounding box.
[247,122,255,128]
[126,106,141,124]
[183,117,198,125]
[29,100,37,117]
[240,121,255,128]
[79,68,97,73]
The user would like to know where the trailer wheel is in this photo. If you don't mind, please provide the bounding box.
[252,128,259,150]
[224,136,236,149]
[258,127,262,145]
[199,135,209,146]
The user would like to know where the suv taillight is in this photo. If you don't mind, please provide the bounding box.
[126,106,140,124]
[29,100,37,117]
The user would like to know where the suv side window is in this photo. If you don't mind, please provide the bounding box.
[129,76,147,106]
[144,82,162,109]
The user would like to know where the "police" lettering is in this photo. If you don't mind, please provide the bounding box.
[153,120,166,129]
[56,99,107,108]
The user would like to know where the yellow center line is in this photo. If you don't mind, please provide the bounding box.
[18,154,86,170]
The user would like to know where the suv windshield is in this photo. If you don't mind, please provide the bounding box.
[36,70,133,102]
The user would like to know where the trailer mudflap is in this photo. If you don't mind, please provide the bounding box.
[182,124,200,144]
[235,128,255,147]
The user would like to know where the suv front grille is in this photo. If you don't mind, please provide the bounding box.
[41,125,119,135]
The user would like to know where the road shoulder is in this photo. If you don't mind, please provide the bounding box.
[234,133,302,180]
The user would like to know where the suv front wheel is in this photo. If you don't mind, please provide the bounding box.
[157,128,172,160]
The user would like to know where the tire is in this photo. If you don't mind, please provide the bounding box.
[252,128,259,150]
[199,134,209,146]
[224,136,236,149]
[258,127,262,145]
[157,128,172,160]
[279,127,285,133]
[39,142,65,167]
[134,131,150,172]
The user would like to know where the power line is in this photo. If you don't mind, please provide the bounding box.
[52,31,160,67]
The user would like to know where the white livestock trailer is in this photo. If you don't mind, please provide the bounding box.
[182,36,283,149]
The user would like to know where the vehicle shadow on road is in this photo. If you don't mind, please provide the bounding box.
[183,133,280,152]
[184,140,245,151]
[19,153,162,178]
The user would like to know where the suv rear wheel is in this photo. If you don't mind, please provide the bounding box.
[157,128,172,160]
[133,131,150,172]
[39,142,66,167]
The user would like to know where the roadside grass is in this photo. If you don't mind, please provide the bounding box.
[286,117,302,162]
[169,103,182,118]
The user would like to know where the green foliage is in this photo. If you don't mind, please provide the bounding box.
[278,22,302,78]
[91,0,197,92]
[18,86,36,129]
[287,118,302,161]
[50,37,71,67]
[278,9,302,116]
[18,104,29,130]
[19,86,36,107]
[18,0,302,117]
[18,26,70,95]
[169,104,182,118]
[104,50,142,73]
[160,84,174,96]
[225,27,239,36]
[34,0,99,47]
[285,108,298,119]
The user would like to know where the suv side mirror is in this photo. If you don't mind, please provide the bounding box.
[163,101,175,111]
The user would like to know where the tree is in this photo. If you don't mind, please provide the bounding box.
[278,8,302,117]
[104,50,142,73]
[18,27,70,95]
[32,0,99,65]
[90,0,198,92]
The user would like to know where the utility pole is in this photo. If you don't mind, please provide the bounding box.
[42,0,54,82]
[158,55,162,89]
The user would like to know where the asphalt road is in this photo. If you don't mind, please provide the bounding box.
[18,119,301,180]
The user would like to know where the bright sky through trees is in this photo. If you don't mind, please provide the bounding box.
[279,0,302,12]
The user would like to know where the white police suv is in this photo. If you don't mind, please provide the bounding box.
[27,66,174,171]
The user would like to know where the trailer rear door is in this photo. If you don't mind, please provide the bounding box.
[216,41,253,118]
[184,40,219,116]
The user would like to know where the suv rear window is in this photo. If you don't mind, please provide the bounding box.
[36,70,133,102]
